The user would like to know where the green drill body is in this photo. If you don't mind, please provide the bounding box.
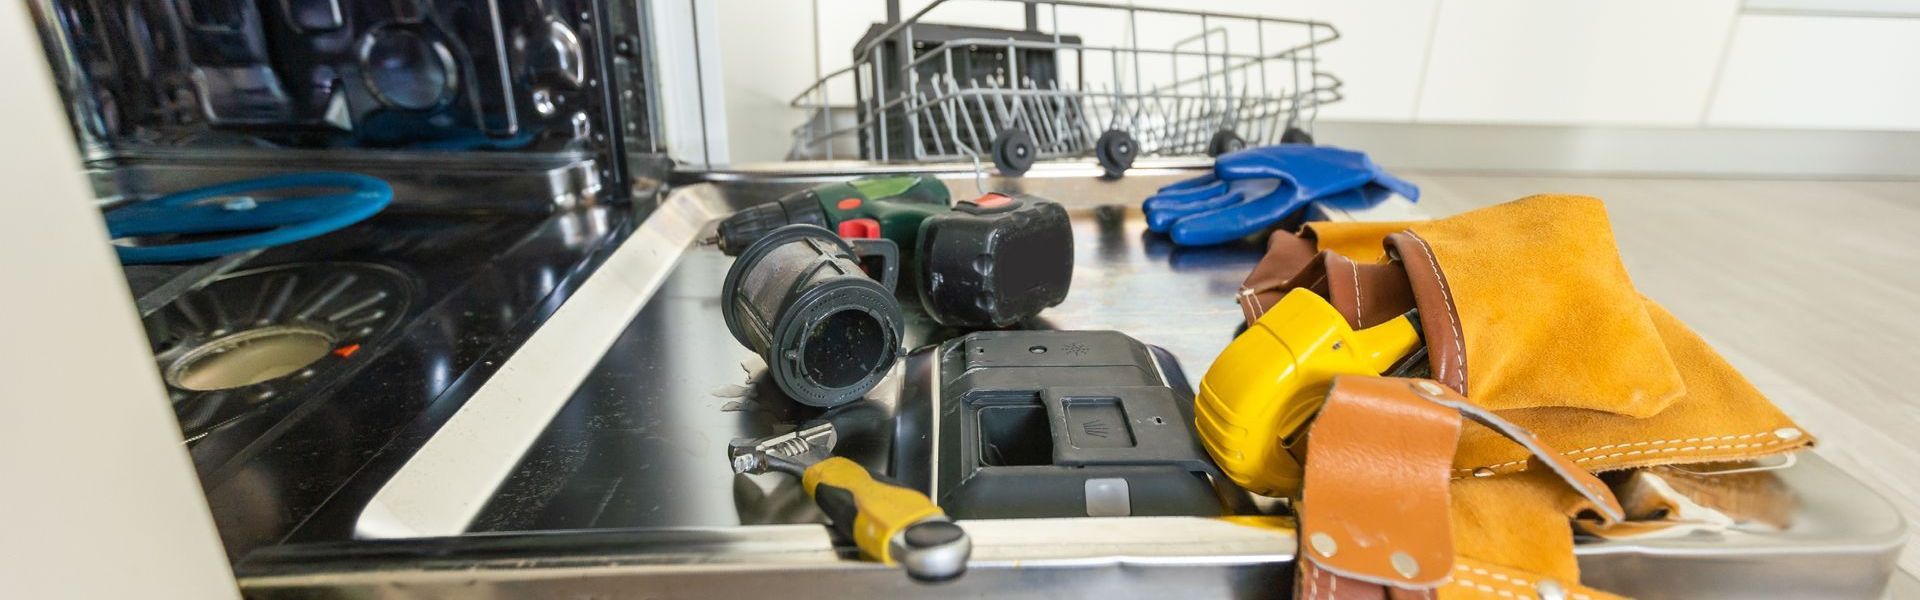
[715,175,952,256]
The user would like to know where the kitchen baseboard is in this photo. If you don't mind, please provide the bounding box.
[1314,121,1920,179]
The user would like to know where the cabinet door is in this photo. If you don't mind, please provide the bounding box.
[1415,0,1739,126]
[1708,14,1920,131]
[1299,0,1442,122]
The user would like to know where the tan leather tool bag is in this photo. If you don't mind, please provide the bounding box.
[1239,195,1815,598]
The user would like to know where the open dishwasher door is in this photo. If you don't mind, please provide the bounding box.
[232,163,1905,600]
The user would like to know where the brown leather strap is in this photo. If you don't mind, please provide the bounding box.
[1298,558,1437,600]
[1297,377,1628,597]
[1325,253,1416,329]
[1385,232,1469,395]
[1240,229,1325,325]
[1241,250,1415,329]
[1240,248,1329,324]
[1300,377,1461,589]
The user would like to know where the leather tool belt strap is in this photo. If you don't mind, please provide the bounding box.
[1299,376,1625,600]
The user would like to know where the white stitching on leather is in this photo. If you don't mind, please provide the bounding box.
[1572,438,1791,462]
[1237,288,1264,321]
[1562,432,1766,454]
[1407,233,1466,394]
[1348,260,1363,325]
[1453,578,1516,598]
[1456,565,1602,600]
[1450,430,1804,477]
[1453,578,1597,600]
[1458,564,1529,586]
[1326,566,1337,600]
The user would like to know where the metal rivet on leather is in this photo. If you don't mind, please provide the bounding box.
[1472,467,1495,478]
[1308,532,1338,557]
[1389,551,1419,578]
[1415,381,1447,395]
[1536,578,1567,600]
[1774,427,1803,440]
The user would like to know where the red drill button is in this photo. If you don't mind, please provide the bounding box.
[836,198,863,210]
[974,193,1013,208]
[837,218,882,239]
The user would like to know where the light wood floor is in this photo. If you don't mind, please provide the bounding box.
[1402,173,1920,581]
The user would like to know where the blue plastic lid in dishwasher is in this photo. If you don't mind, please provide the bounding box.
[105,172,393,264]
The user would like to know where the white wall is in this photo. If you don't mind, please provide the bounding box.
[712,0,1920,165]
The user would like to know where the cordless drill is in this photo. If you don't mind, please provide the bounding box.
[715,175,952,256]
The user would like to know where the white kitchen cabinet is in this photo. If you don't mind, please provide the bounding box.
[1084,0,1438,123]
[1415,0,1739,126]
[1708,14,1920,131]
[1264,0,1439,122]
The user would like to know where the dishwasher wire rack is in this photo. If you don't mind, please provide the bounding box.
[789,0,1342,176]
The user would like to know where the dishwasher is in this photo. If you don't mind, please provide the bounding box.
[28,0,1907,597]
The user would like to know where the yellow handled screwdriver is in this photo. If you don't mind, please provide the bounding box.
[729,423,970,581]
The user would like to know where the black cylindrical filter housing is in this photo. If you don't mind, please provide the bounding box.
[722,225,905,407]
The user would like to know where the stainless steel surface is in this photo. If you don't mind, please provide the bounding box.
[1579,452,1907,599]
[88,151,604,212]
[355,179,728,539]
[112,197,648,564]
[246,457,1900,598]
[243,517,1298,599]
[353,161,1280,539]
[128,249,263,315]
[307,163,1905,598]
[149,262,412,441]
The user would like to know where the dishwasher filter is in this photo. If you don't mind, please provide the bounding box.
[893,330,1241,519]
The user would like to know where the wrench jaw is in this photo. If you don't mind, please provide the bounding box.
[729,451,808,477]
[728,422,839,475]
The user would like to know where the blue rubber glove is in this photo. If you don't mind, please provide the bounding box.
[1143,145,1418,246]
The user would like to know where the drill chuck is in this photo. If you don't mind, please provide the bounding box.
[716,192,829,256]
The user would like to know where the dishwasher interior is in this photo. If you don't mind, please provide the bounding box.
[25,0,1911,597]
[29,0,667,565]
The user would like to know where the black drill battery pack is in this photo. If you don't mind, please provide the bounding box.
[916,193,1073,329]
[892,330,1244,519]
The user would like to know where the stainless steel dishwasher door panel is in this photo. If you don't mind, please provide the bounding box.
[286,161,1902,599]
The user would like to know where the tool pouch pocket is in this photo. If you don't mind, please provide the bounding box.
[1234,195,1813,479]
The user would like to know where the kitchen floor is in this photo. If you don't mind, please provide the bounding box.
[1402,173,1920,587]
